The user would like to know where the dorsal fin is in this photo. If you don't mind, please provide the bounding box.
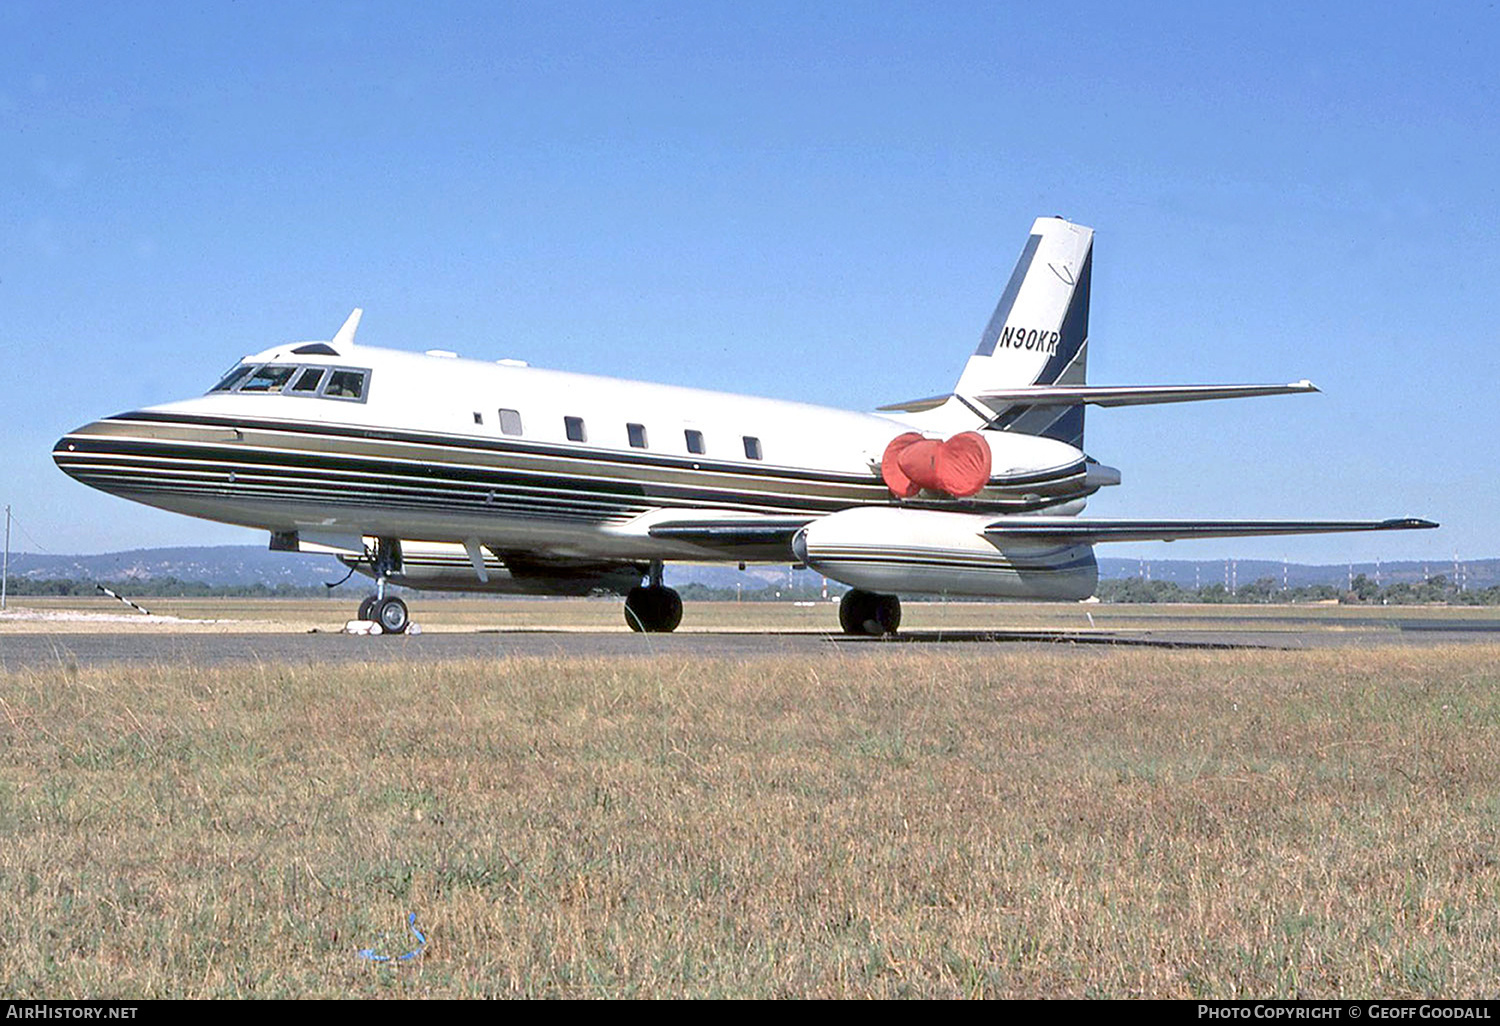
[332,308,363,348]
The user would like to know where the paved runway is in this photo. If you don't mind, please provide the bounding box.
[3,619,1496,671]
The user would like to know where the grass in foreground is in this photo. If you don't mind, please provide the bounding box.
[1,645,1498,997]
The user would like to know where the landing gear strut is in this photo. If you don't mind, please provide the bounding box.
[839,589,901,636]
[359,538,410,635]
[624,560,682,633]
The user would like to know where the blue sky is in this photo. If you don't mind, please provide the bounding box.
[3,1,1495,562]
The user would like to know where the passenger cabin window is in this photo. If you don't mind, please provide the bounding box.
[291,368,324,392]
[322,369,368,401]
[473,412,484,425]
[240,365,297,393]
[685,429,705,455]
[565,416,587,443]
[743,435,763,461]
[498,409,523,436]
[627,423,648,449]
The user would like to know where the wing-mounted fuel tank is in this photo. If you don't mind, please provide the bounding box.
[339,542,645,596]
[792,506,1098,600]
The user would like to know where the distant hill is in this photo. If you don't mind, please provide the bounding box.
[4,545,825,591]
[1096,557,1500,591]
[6,545,1496,593]
[6,546,346,588]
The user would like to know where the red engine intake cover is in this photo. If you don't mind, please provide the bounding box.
[881,431,992,498]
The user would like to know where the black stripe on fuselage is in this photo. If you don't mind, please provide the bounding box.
[813,556,1097,575]
[104,410,885,487]
[57,458,642,522]
[58,439,882,519]
[99,410,1088,491]
[63,412,1092,515]
[811,550,1097,573]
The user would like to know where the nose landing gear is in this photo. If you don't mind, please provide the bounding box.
[356,538,411,635]
[372,595,409,634]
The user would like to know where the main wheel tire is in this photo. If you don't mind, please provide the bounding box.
[624,585,683,633]
[870,593,902,635]
[375,596,409,634]
[839,590,900,636]
[839,590,873,634]
[358,595,377,621]
[655,587,683,633]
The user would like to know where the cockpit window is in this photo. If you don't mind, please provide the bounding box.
[239,365,297,393]
[208,361,371,402]
[291,368,325,392]
[322,369,368,401]
[209,364,257,393]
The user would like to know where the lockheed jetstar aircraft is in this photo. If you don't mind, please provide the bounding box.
[54,217,1435,634]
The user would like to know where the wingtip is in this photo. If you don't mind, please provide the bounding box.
[1388,517,1440,530]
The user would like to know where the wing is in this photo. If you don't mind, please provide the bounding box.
[982,516,1437,544]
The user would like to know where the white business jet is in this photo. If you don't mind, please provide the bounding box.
[54,217,1434,634]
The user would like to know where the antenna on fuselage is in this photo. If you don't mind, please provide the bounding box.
[332,308,363,348]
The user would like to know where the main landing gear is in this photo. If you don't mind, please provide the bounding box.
[839,589,901,636]
[624,561,682,633]
[357,538,410,635]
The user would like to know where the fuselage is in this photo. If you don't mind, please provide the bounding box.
[54,339,1100,563]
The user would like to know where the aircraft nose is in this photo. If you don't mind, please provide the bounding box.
[53,418,126,490]
[53,425,90,480]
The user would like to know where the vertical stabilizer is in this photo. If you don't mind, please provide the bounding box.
[954,217,1093,446]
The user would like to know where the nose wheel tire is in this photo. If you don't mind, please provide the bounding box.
[624,585,683,633]
[838,589,901,636]
[374,596,410,635]
[358,595,377,621]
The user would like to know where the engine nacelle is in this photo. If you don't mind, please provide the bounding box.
[793,506,1098,600]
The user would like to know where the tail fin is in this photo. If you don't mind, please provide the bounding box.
[955,216,1093,447]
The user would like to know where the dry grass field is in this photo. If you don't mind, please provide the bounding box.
[2,639,1498,998]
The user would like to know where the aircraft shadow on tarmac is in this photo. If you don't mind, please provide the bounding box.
[471,628,1290,650]
[826,630,1281,649]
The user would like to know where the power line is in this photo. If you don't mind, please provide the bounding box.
[2,506,57,612]
[5,509,54,555]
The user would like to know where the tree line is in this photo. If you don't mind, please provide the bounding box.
[1096,573,1500,605]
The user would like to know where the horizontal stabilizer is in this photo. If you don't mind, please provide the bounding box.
[983,517,1438,544]
[975,381,1319,409]
[876,393,955,414]
[878,381,1318,414]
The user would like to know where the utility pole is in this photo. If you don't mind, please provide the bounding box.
[2,505,9,611]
